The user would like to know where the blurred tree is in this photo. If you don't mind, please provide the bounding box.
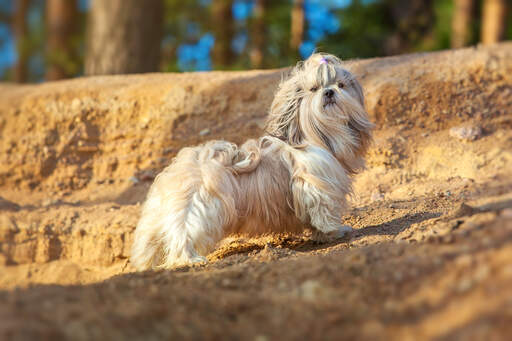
[384,0,435,55]
[320,0,392,59]
[424,0,455,51]
[249,0,265,68]
[3,0,512,79]
[451,0,474,48]
[46,0,77,80]
[290,0,304,55]
[212,0,235,68]
[85,0,164,75]
[13,0,29,82]
[481,0,507,44]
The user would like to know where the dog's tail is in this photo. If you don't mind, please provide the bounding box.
[228,139,262,174]
[130,140,261,270]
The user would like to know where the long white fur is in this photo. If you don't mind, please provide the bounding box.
[131,53,374,270]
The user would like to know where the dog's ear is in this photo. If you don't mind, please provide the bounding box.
[351,77,365,109]
[265,72,304,145]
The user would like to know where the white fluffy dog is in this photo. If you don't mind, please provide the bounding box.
[131,53,373,270]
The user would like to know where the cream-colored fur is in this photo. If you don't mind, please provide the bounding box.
[131,53,374,270]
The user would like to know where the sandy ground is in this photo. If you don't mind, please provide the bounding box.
[0,43,511,340]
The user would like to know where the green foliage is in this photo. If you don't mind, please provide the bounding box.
[321,0,394,59]
[261,0,294,67]
[415,0,453,52]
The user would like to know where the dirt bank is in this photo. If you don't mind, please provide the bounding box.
[1,43,511,340]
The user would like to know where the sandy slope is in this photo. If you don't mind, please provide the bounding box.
[1,43,511,340]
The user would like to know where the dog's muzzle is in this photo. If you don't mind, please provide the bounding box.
[323,89,336,107]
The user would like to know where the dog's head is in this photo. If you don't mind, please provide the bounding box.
[265,53,373,172]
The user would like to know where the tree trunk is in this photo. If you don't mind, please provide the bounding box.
[290,0,304,52]
[45,0,77,81]
[481,0,507,45]
[85,0,164,75]
[13,0,29,83]
[212,0,234,68]
[451,0,474,48]
[250,0,265,68]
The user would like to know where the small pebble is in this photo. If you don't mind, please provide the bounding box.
[199,128,210,136]
[371,191,384,201]
[457,277,473,292]
[298,280,330,301]
[139,170,155,181]
[501,208,512,218]
[474,265,490,282]
[449,125,482,141]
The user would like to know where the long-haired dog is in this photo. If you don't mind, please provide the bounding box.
[131,53,374,270]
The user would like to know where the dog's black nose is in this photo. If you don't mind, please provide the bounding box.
[324,89,334,98]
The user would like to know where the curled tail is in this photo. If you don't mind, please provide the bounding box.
[228,139,262,174]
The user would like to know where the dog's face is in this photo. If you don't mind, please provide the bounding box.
[266,53,373,171]
[299,54,365,116]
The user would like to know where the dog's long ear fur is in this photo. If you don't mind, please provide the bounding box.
[265,68,305,146]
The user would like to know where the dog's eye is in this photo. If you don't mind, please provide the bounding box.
[310,86,318,92]
[337,82,345,89]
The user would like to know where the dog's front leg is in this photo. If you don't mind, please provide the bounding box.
[292,178,353,242]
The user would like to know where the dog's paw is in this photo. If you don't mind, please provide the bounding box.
[332,225,353,238]
[311,225,353,243]
[190,256,208,264]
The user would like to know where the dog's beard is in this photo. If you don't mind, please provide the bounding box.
[308,90,352,126]
[322,94,337,109]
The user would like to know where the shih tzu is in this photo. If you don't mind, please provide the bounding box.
[131,53,373,270]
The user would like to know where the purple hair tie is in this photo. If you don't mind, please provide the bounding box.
[319,57,328,64]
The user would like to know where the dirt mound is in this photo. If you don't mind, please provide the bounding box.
[1,43,512,339]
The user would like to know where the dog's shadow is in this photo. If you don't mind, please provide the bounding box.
[210,210,441,263]
[351,211,441,240]
[291,210,441,253]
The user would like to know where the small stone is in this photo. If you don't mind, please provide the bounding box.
[501,208,512,218]
[474,265,490,282]
[129,176,140,184]
[449,125,482,141]
[457,277,473,292]
[199,128,210,136]
[71,98,81,111]
[255,335,269,341]
[452,203,476,218]
[42,198,60,207]
[443,234,455,243]
[461,178,474,188]
[299,280,330,301]
[455,254,473,267]
[221,278,237,289]
[371,190,384,201]
[139,170,155,181]
[255,244,290,262]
